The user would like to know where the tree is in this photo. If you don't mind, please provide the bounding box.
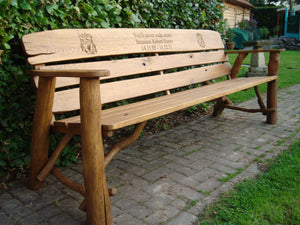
[252,0,300,14]
[250,0,268,6]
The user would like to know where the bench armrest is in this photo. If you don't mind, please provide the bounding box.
[225,49,285,54]
[227,49,285,79]
[28,69,110,78]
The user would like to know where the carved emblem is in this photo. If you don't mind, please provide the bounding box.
[79,33,97,54]
[196,33,205,48]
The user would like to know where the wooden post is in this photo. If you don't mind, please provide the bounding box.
[80,77,113,225]
[230,52,248,79]
[267,52,280,124]
[29,77,56,190]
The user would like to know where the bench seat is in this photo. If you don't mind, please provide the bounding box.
[53,76,277,135]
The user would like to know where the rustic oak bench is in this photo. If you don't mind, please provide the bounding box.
[22,28,283,224]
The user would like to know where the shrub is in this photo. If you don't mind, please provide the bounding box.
[259,27,270,39]
[0,0,224,175]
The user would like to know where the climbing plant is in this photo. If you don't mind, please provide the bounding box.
[0,0,224,175]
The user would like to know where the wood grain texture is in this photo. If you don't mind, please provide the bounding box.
[22,28,224,65]
[42,50,227,88]
[266,52,280,124]
[29,77,56,190]
[52,63,232,113]
[29,69,109,78]
[80,77,113,225]
[53,76,277,132]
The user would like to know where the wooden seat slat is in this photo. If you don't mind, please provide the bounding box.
[52,63,232,113]
[53,76,277,132]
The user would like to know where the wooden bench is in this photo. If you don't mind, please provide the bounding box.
[22,28,283,225]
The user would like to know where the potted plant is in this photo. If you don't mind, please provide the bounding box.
[225,28,235,49]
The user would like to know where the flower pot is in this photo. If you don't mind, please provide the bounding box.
[226,42,235,50]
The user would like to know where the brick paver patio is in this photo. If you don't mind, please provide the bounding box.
[1,84,300,225]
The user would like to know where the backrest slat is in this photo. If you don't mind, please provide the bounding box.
[42,50,227,88]
[22,28,224,65]
[52,63,231,113]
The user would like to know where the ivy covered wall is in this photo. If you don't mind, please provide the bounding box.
[0,0,224,175]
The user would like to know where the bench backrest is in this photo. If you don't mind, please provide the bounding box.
[22,28,230,114]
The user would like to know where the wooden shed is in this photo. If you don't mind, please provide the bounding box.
[224,0,254,28]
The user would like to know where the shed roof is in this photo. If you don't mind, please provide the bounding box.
[225,0,254,9]
[277,4,300,12]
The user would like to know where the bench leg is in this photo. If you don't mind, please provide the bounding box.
[212,97,231,117]
[212,102,225,117]
[266,80,277,124]
[266,52,280,124]
[80,78,113,225]
[104,121,147,167]
[29,77,56,190]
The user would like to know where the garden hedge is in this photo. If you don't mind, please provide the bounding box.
[252,6,280,36]
[0,0,224,175]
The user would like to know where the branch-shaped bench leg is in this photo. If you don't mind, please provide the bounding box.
[80,77,113,225]
[37,133,74,182]
[104,121,147,168]
[29,77,56,190]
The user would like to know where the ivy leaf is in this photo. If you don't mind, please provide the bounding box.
[83,3,94,14]
[101,20,110,28]
[20,2,31,10]
[46,4,58,15]
[131,14,140,23]
[10,0,18,7]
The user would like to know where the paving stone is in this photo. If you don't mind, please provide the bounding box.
[166,212,198,225]
[17,205,60,225]
[142,167,173,182]
[127,205,152,220]
[0,211,16,225]
[143,205,179,224]
[55,197,85,221]
[191,167,219,183]
[0,197,34,220]
[114,213,145,225]
[196,178,222,192]
[170,198,187,210]
[166,162,198,176]
[48,213,83,225]
[168,171,199,187]
[169,183,203,201]
[141,157,168,170]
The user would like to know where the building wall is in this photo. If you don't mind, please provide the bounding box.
[224,2,251,28]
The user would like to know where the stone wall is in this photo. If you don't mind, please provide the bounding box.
[278,37,300,50]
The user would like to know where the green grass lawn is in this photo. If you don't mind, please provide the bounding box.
[197,139,300,225]
[227,50,300,103]
[196,50,300,225]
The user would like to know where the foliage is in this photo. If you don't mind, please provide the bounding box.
[225,28,235,42]
[259,27,270,39]
[238,20,249,30]
[252,6,280,36]
[0,0,225,175]
[238,19,259,41]
[198,139,300,224]
[129,0,225,31]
